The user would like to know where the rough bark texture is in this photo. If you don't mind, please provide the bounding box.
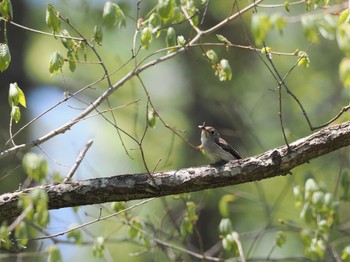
[1,121,350,221]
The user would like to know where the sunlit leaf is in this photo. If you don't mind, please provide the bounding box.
[49,51,64,75]
[141,27,153,49]
[0,0,13,20]
[46,4,61,34]
[11,105,20,123]
[0,43,11,72]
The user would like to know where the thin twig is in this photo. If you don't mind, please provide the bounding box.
[63,139,93,182]
[29,198,155,241]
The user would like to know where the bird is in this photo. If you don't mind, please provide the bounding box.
[199,124,242,163]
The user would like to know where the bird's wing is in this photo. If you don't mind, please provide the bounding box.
[218,138,242,159]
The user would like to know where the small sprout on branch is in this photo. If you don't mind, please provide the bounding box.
[147,109,157,128]
[297,51,310,68]
[177,35,186,46]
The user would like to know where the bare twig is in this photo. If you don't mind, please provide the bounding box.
[63,139,93,182]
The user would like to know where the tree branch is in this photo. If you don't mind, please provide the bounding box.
[1,121,350,221]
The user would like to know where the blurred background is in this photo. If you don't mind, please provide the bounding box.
[0,0,349,261]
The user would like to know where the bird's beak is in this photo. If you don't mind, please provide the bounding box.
[198,122,206,131]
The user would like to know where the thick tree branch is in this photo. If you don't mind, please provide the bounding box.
[1,121,350,221]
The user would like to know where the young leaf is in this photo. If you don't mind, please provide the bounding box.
[206,50,218,65]
[0,0,13,20]
[102,1,125,28]
[11,105,20,123]
[251,13,273,45]
[141,27,153,50]
[92,25,103,45]
[275,231,287,247]
[46,245,62,262]
[103,1,117,27]
[218,59,232,81]
[157,0,174,22]
[8,82,26,108]
[0,43,11,72]
[67,51,77,72]
[22,153,48,183]
[165,27,176,53]
[46,4,61,34]
[49,51,64,75]
[148,109,157,128]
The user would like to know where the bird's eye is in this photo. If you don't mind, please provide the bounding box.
[210,130,215,135]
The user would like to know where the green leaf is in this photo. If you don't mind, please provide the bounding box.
[317,15,336,40]
[93,236,105,257]
[102,1,125,28]
[111,201,125,212]
[177,35,186,46]
[22,153,48,183]
[0,43,11,72]
[148,109,157,128]
[49,51,64,76]
[297,51,310,68]
[180,217,192,238]
[60,29,75,51]
[300,203,313,224]
[218,218,233,235]
[216,34,232,45]
[11,105,20,123]
[206,50,218,65]
[251,13,273,46]
[270,14,287,34]
[149,13,162,32]
[46,245,62,262]
[305,178,319,194]
[0,222,11,250]
[8,82,26,108]
[341,169,350,200]
[165,27,176,53]
[129,220,143,239]
[0,0,13,19]
[157,0,174,22]
[218,59,232,81]
[67,224,83,245]
[141,27,153,50]
[67,51,76,72]
[186,201,198,222]
[342,246,350,262]
[92,25,103,45]
[338,9,350,25]
[337,23,350,55]
[46,4,61,34]
[218,194,235,217]
[301,16,319,42]
[275,231,287,247]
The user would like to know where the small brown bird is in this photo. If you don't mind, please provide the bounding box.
[199,124,241,163]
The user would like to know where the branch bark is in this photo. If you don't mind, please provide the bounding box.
[1,121,350,221]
